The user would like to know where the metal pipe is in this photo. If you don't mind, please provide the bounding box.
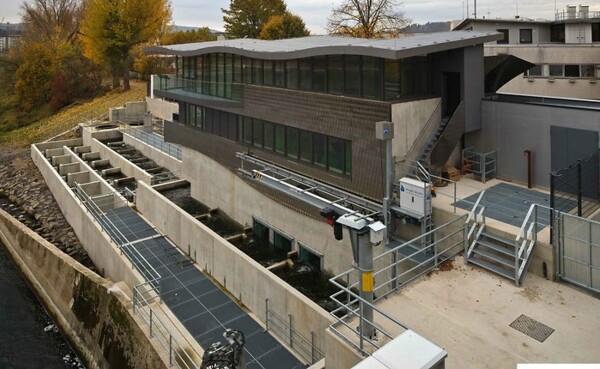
[524,150,532,188]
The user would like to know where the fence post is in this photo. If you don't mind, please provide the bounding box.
[577,160,583,216]
[311,331,315,364]
[288,314,293,348]
[149,309,153,338]
[265,299,269,331]
[550,174,555,242]
[133,288,137,314]
[169,335,173,367]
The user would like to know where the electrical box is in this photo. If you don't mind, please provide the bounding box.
[399,177,432,218]
[368,221,386,245]
[375,121,394,140]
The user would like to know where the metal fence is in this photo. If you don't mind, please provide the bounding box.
[462,147,497,183]
[122,126,182,160]
[556,212,600,294]
[264,299,324,365]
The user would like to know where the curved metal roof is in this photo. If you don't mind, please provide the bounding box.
[146,31,502,60]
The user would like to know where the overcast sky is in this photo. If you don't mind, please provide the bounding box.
[2,0,599,34]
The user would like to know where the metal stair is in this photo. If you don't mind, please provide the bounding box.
[416,116,451,165]
[467,228,518,282]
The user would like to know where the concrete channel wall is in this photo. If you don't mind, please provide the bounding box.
[136,181,334,359]
[122,133,182,174]
[88,138,153,184]
[0,209,167,369]
[31,144,141,288]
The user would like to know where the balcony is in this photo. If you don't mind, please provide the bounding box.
[555,10,600,22]
[151,74,244,106]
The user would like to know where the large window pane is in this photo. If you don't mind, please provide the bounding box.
[299,58,312,90]
[300,131,312,162]
[313,56,326,92]
[549,65,563,76]
[519,29,532,44]
[328,137,345,174]
[551,24,565,43]
[384,59,401,100]
[253,59,263,85]
[345,141,352,175]
[362,56,381,99]
[313,135,326,167]
[564,65,580,77]
[264,122,274,150]
[413,56,428,95]
[243,57,252,83]
[227,113,237,141]
[345,55,360,97]
[274,61,285,87]
[217,53,226,97]
[225,54,233,98]
[253,119,263,147]
[263,60,273,86]
[286,127,299,159]
[328,55,344,95]
[286,60,298,89]
[202,55,210,93]
[233,54,242,83]
[527,65,543,77]
[275,125,285,154]
[243,117,252,144]
[209,54,217,95]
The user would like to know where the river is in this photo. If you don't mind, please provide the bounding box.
[0,240,84,369]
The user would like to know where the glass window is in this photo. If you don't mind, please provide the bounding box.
[219,111,228,138]
[204,108,214,134]
[275,125,285,154]
[313,56,326,92]
[328,137,345,174]
[362,56,381,99]
[196,56,203,82]
[227,112,237,141]
[225,53,233,98]
[202,55,210,93]
[253,59,263,85]
[345,55,361,97]
[551,24,565,43]
[243,57,252,83]
[253,119,263,147]
[217,53,226,97]
[593,23,600,42]
[263,60,273,86]
[252,219,269,244]
[327,55,344,95]
[345,141,352,176]
[519,29,533,44]
[300,131,312,162]
[233,55,242,83]
[242,117,252,144]
[273,231,292,252]
[549,65,563,77]
[384,59,401,100]
[274,61,285,87]
[313,135,326,168]
[527,65,543,77]
[264,122,274,150]
[581,65,596,78]
[564,65,580,77]
[496,29,509,44]
[286,60,298,89]
[209,54,217,95]
[286,127,299,159]
[299,58,312,90]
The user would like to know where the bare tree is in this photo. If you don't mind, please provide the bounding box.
[21,0,84,44]
[326,0,411,39]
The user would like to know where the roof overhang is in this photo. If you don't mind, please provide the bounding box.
[145,31,503,60]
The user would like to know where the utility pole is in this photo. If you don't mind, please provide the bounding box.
[474,0,477,18]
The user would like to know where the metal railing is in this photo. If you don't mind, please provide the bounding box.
[133,281,200,369]
[264,299,324,365]
[153,75,244,103]
[462,147,497,183]
[465,190,486,258]
[555,10,600,21]
[122,126,182,160]
[514,203,541,285]
[329,215,467,354]
[398,102,442,177]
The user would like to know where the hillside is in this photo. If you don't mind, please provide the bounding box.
[0,81,146,147]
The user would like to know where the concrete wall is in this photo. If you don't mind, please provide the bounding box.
[499,75,600,101]
[135,181,334,358]
[324,328,362,369]
[470,99,600,188]
[31,144,141,287]
[146,97,178,122]
[459,20,551,44]
[89,138,153,185]
[0,209,167,369]
[463,45,485,132]
[122,134,182,175]
[391,97,441,160]
[109,101,147,123]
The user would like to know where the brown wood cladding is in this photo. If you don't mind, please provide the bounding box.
[166,85,391,200]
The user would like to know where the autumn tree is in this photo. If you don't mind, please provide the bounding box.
[21,0,84,45]
[327,0,411,38]
[222,0,287,39]
[161,27,217,45]
[259,12,310,40]
[80,0,172,90]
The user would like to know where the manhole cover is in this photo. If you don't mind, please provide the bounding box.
[509,314,555,342]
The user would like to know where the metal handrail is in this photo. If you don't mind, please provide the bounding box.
[122,127,183,160]
[514,203,539,284]
[466,190,486,224]
[401,102,442,164]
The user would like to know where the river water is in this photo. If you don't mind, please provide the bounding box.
[0,240,84,369]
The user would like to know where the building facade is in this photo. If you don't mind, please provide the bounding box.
[453,5,600,100]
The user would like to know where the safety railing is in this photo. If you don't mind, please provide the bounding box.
[462,148,497,183]
[398,102,442,176]
[555,10,600,21]
[133,281,200,369]
[264,299,324,365]
[122,126,182,160]
[465,190,486,258]
[514,203,540,285]
[329,215,467,354]
[152,75,244,103]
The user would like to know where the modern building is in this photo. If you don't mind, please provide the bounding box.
[0,23,23,52]
[453,5,600,100]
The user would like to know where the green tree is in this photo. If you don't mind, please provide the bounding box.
[327,0,411,38]
[222,0,287,39]
[161,27,217,45]
[259,12,310,40]
[80,0,172,90]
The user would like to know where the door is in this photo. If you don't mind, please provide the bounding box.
[442,72,461,118]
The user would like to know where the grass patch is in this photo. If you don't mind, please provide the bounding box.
[0,81,146,147]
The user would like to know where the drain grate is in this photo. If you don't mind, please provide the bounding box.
[509,314,555,342]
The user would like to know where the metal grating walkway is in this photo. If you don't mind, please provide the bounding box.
[104,207,305,369]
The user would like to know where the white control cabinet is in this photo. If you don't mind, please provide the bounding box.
[399,177,432,218]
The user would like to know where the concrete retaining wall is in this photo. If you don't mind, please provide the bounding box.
[146,97,178,122]
[122,133,182,174]
[89,138,152,185]
[136,181,334,357]
[31,144,141,287]
[0,209,166,369]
